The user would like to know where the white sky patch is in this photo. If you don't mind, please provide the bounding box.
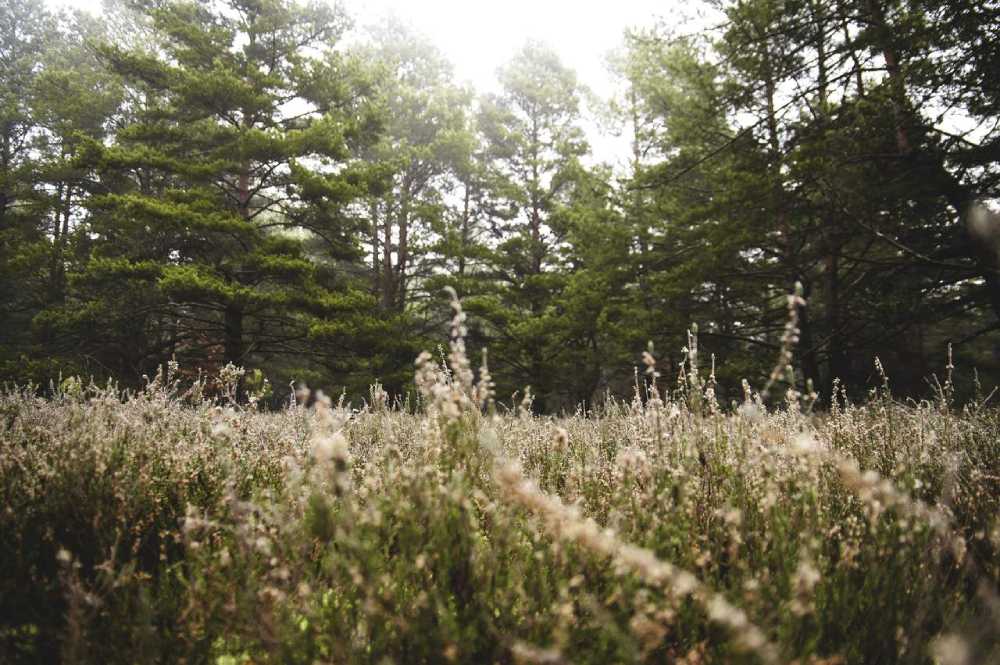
[343,0,667,96]
[47,0,696,165]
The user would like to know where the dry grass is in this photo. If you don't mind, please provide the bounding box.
[1,300,999,664]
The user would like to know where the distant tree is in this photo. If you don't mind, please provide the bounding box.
[616,0,1000,399]
[472,42,590,409]
[0,0,57,376]
[47,0,382,388]
[0,1,127,382]
[539,164,640,407]
[349,20,475,392]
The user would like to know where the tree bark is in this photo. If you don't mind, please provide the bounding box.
[224,303,245,368]
[382,203,394,309]
[799,280,820,387]
[824,250,846,392]
[396,189,410,311]
[458,182,470,277]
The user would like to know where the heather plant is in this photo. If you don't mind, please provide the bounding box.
[1,298,998,664]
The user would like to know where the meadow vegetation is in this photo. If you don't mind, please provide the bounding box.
[1,296,999,665]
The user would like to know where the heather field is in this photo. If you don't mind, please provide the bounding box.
[2,309,999,665]
[5,0,1000,662]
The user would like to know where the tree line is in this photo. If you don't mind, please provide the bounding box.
[2,0,998,410]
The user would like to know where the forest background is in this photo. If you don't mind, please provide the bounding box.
[2,0,999,411]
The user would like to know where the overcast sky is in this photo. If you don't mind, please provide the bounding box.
[344,0,695,96]
[47,0,708,164]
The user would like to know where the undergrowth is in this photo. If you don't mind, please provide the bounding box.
[1,295,998,664]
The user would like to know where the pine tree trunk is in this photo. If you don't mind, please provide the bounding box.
[397,191,410,311]
[224,303,245,368]
[458,183,470,277]
[382,208,394,309]
[865,0,913,155]
[370,201,381,290]
[798,281,820,388]
[1,125,10,217]
[824,251,846,393]
[529,120,543,279]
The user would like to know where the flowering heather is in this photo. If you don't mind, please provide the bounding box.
[1,309,999,664]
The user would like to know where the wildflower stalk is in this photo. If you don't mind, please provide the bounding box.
[495,461,782,665]
[762,283,806,405]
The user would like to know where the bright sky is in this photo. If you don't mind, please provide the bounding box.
[50,0,690,92]
[339,0,702,164]
[344,0,686,95]
[48,0,701,165]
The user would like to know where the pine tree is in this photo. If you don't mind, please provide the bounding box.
[0,1,126,381]
[472,42,589,408]
[351,20,474,392]
[53,0,381,386]
[0,0,57,376]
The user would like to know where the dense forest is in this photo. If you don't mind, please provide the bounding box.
[2,0,999,410]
